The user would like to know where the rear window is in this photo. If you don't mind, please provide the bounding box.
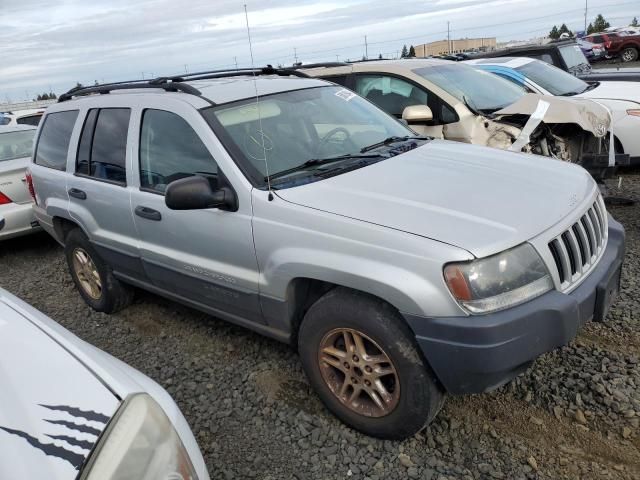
[35,110,78,170]
[17,114,42,126]
[0,130,36,162]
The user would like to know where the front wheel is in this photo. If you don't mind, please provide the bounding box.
[621,47,638,63]
[298,288,444,439]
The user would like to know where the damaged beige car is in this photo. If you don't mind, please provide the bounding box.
[302,59,625,177]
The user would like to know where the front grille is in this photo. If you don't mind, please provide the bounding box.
[548,196,608,291]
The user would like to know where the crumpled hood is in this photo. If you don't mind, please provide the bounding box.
[495,93,611,136]
[0,300,119,480]
[578,81,640,105]
[277,140,596,258]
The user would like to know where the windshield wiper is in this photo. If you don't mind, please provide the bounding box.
[266,153,386,181]
[359,135,427,153]
[462,95,483,116]
[581,81,600,93]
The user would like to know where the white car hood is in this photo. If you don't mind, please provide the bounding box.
[277,140,596,258]
[0,300,119,480]
[578,81,640,105]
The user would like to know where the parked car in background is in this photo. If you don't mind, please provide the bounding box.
[0,108,45,126]
[29,68,625,439]
[0,125,41,240]
[0,287,209,479]
[303,59,619,176]
[467,57,640,166]
[472,40,640,82]
[585,32,640,62]
[577,38,604,61]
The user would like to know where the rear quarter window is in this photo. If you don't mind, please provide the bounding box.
[35,110,79,170]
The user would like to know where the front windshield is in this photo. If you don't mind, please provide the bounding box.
[203,86,416,186]
[515,60,589,96]
[0,129,35,162]
[559,44,590,72]
[413,63,525,113]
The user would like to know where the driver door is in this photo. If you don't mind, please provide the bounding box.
[128,104,263,324]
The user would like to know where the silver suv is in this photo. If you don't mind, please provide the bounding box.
[29,68,625,440]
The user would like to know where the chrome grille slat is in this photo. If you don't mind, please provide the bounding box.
[547,196,607,291]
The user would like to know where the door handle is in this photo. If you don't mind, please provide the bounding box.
[135,206,162,221]
[68,188,87,200]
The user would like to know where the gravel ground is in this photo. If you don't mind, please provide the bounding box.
[1,171,639,479]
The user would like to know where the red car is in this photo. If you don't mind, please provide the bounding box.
[585,32,640,62]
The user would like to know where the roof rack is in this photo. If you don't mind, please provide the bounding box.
[293,62,350,69]
[58,66,309,102]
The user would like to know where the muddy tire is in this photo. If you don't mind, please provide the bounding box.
[621,47,638,63]
[64,229,134,313]
[298,288,444,439]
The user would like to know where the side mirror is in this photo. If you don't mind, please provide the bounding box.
[165,175,237,211]
[402,105,433,125]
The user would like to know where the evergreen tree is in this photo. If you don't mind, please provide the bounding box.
[558,23,573,37]
[36,94,42,101]
[587,22,595,34]
[409,45,416,57]
[549,25,560,39]
[632,17,638,27]
[401,44,409,58]
[592,14,610,33]
[378,53,383,59]
[49,92,57,99]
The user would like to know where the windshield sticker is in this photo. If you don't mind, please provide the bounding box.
[335,89,356,101]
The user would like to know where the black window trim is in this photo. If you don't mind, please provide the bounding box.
[351,71,460,126]
[74,107,130,187]
[33,109,80,171]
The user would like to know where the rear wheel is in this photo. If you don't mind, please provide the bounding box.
[64,229,134,313]
[298,288,444,439]
[621,47,638,63]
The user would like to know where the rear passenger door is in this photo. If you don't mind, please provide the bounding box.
[129,106,262,324]
[67,108,144,281]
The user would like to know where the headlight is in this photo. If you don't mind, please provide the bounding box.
[627,109,640,117]
[444,243,553,314]
[81,393,199,480]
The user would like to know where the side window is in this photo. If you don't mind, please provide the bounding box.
[322,75,349,87]
[35,110,78,170]
[139,109,218,194]
[76,108,130,184]
[17,115,42,126]
[355,74,428,118]
[528,53,554,65]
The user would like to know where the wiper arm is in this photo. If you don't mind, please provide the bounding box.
[359,135,428,153]
[462,95,482,116]
[266,153,385,181]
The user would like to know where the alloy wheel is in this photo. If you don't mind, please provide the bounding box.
[72,248,102,300]
[318,328,400,417]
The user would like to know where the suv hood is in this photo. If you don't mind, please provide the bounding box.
[277,140,595,258]
[578,81,640,104]
[0,299,119,480]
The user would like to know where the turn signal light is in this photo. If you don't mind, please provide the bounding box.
[443,265,472,301]
[627,109,640,117]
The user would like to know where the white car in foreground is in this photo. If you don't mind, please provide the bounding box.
[467,57,640,166]
[0,125,41,240]
[0,287,209,480]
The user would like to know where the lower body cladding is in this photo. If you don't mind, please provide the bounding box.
[405,218,625,395]
[0,202,40,240]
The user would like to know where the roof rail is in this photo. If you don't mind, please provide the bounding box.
[293,62,350,69]
[58,66,308,102]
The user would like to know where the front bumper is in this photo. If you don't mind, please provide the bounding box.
[0,202,40,240]
[405,218,625,395]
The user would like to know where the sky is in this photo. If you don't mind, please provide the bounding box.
[0,0,637,102]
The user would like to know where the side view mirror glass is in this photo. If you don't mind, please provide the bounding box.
[402,105,433,124]
[165,175,236,211]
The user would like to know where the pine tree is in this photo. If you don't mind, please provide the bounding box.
[49,92,57,99]
[378,53,383,59]
[409,45,416,57]
[587,22,595,34]
[592,14,610,33]
[401,45,409,58]
[549,25,559,39]
[632,17,638,27]
[558,23,573,37]
[36,94,42,101]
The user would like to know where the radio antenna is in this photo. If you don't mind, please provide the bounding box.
[244,4,273,201]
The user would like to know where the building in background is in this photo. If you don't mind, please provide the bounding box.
[414,37,496,56]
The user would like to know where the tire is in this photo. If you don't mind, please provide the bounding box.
[298,288,444,439]
[621,47,638,63]
[64,228,134,313]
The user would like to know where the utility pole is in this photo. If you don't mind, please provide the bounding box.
[447,21,451,54]
[234,56,238,70]
[364,35,368,59]
[584,0,588,32]
[184,64,188,74]
[336,54,340,62]
[294,47,298,64]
